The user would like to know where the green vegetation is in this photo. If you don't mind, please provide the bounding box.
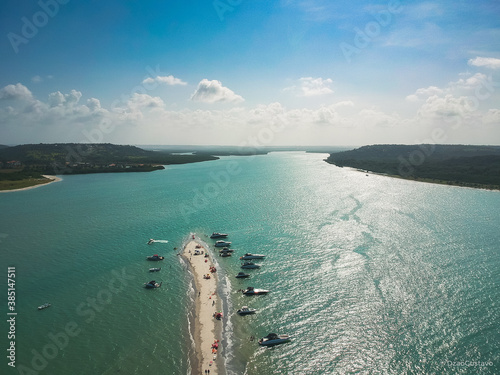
[0,143,220,190]
[325,144,500,190]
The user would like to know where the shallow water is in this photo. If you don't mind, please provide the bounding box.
[1,152,499,374]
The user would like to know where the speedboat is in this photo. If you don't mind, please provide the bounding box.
[220,247,234,253]
[241,262,261,269]
[214,240,231,247]
[149,267,161,272]
[144,280,162,288]
[235,272,250,279]
[242,287,269,295]
[258,333,291,346]
[38,303,51,310]
[219,252,232,257]
[210,232,228,239]
[237,306,257,315]
[240,253,266,260]
[147,239,155,244]
[146,254,164,261]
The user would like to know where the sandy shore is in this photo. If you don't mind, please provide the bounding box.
[182,239,222,374]
[0,175,62,193]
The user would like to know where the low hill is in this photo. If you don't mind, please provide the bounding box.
[325,144,500,190]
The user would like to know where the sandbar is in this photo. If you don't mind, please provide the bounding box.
[182,239,222,374]
[0,175,62,193]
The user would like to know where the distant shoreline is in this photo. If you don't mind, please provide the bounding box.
[0,175,62,193]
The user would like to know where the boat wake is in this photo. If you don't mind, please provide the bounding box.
[153,240,169,243]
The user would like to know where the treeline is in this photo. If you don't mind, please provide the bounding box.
[325,144,500,189]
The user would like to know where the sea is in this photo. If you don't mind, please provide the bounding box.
[1,152,499,375]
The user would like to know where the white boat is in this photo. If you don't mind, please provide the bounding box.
[258,333,291,346]
[237,306,257,315]
[241,262,261,269]
[210,232,228,238]
[242,287,269,295]
[149,267,161,272]
[38,303,51,310]
[219,247,234,253]
[240,253,265,260]
[214,240,231,247]
[219,252,232,257]
[147,239,155,244]
[144,280,162,288]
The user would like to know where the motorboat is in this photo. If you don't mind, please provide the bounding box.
[149,267,161,272]
[240,253,266,260]
[214,240,231,247]
[241,262,261,269]
[210,232,228,239]
[146,254,164,261]
[220,252,232,257]
[144,280,162,288]
[258,333,291,346]
[147,239,155,244]
[242,287,269,295]
[38,303,51,310]
[237,306,257,315]
[235,272,250,279]
[219,247,234,253]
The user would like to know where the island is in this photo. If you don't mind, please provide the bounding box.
[325,144,500,190]
[0,143,219,191]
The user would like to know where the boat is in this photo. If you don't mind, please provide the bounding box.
[240,253,266,260]
[242,287,269,295]
[38,303,51,310]
[235,272,250,279]
[241,262,261,269]
[219,252,232,257]
[144,280,162,288]
[146,254,164,261]
[214,240,231,247]
[258,333,291,346]
[220,247,234,253]
[210,232,228,239]
[149,267,161,272]
[147,239,155,244]
[237,306,257,315]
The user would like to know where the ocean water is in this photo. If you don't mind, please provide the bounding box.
[1,152,499,375]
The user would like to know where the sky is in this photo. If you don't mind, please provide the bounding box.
[0,0,499,146]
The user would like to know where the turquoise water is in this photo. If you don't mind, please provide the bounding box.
[1,152,499,375]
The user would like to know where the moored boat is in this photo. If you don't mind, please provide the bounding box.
[237,306,257,315]
[235,272,250,279]
[146,254,164,261]
[240,253,266,260]
[149,267,161,272]
[210,232,228,239]
[241,262,261,269]
[219,252,232,257]
[258,333,291,346]
[144,280,162,288]
[38,303,51,310]
[214,240,231,247]
[242,287,269,295]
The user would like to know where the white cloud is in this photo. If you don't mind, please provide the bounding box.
[284,77,334,97]
[190,79,244,103]
[48,90,82,107]
[32,75,42,83]
[468,57,500,69]
[0,83,33,101]
[142,75,187,86]
[406,86,444,101]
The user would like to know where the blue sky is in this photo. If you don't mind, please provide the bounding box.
[1,0,499,146]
